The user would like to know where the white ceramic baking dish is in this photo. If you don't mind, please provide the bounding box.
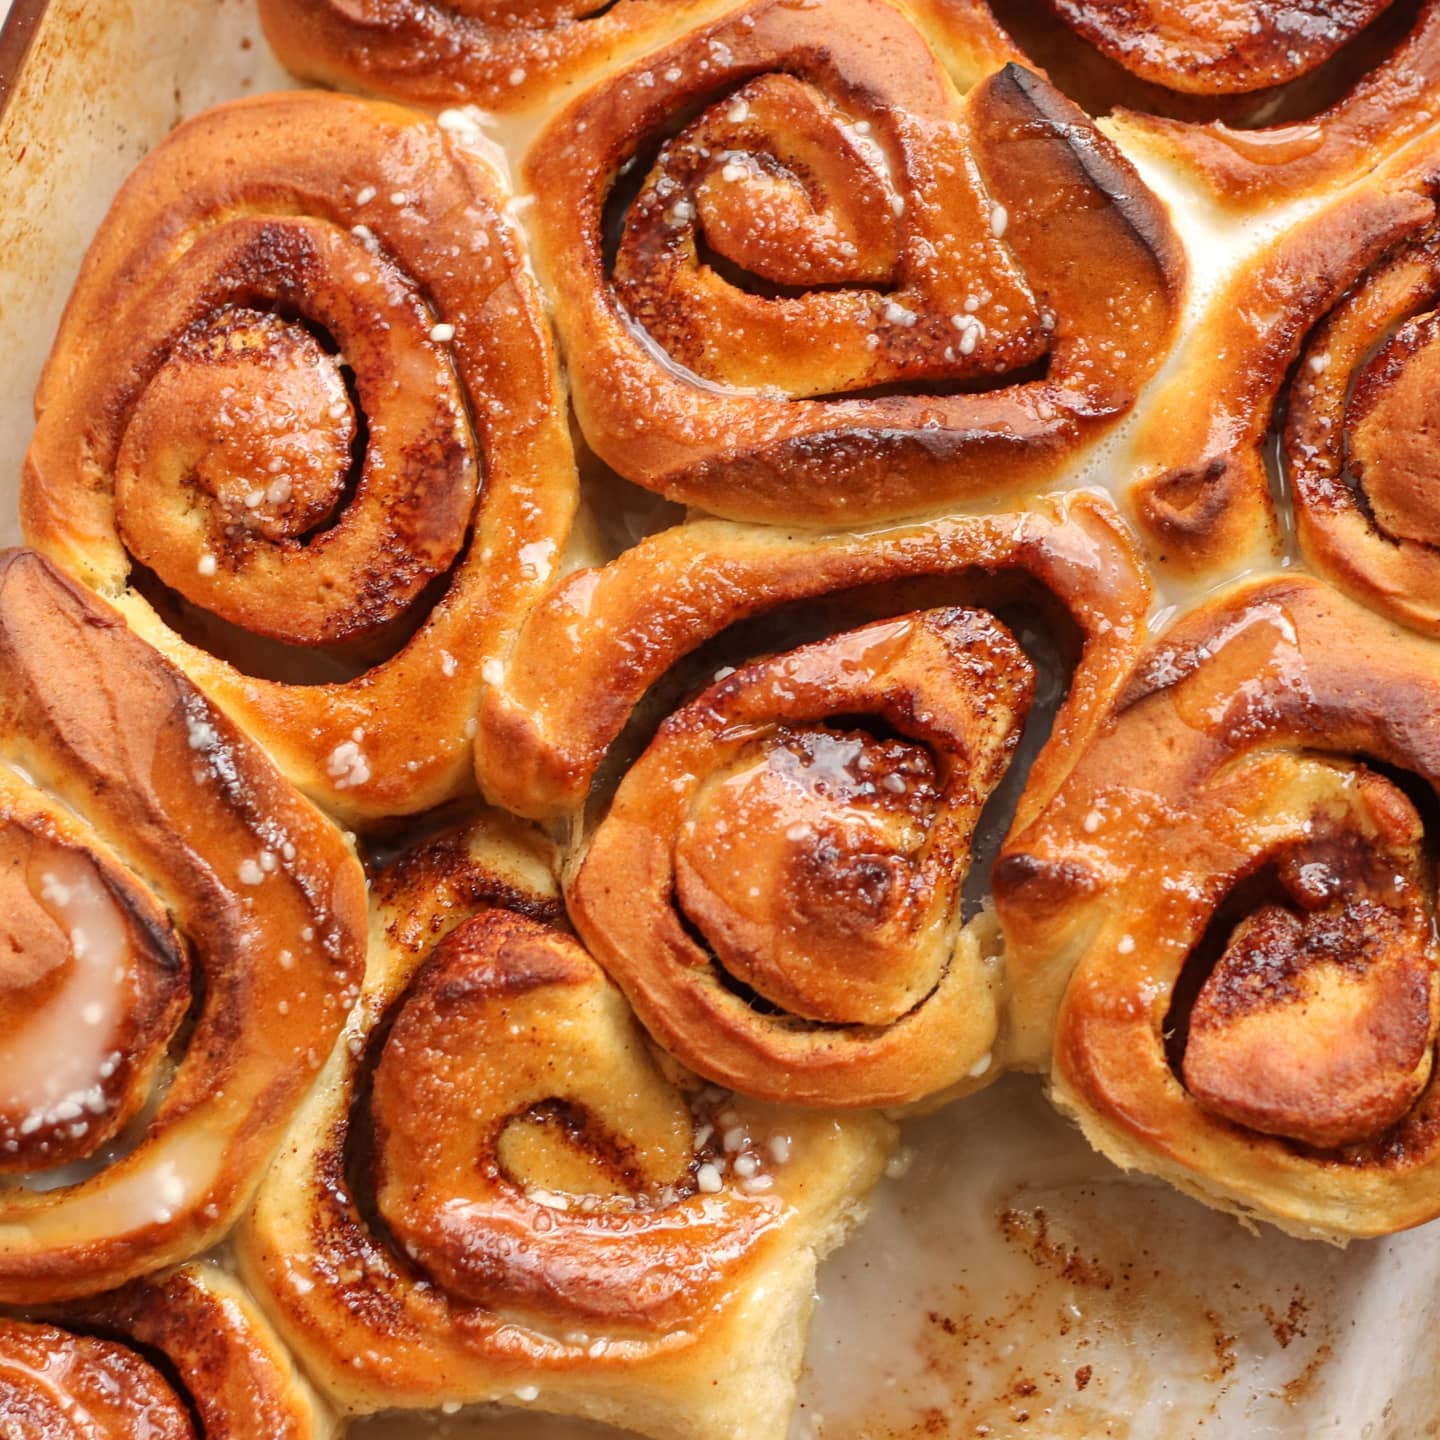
[3,4,1440,1437]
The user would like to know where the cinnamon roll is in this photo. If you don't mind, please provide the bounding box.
[996,576,1440,1238]
[22,90,577,824]
[928,0,1440,207]
[1134,133,1440,607]
[0,549,366,1302]
[523,0,1185,523]
[239,813,890,1440]
[4,1264,332,1438]
[255,0,728,114]
[475,493,1149,1107]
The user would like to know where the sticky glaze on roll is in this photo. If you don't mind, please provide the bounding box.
[997,577,1440,1240]
[0,549,365,1302]
[239,812,890,1440]
[22,90,577,825]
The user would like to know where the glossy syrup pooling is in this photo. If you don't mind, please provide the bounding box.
[0,1318,196,1440]
[0,818,187,1175]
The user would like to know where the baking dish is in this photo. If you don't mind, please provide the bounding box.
[3,3,1440,1436]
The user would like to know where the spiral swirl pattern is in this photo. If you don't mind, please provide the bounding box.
[16,0,1440,1422]
[473,493,1148,1106]
[1286,217,1440,634]
[22,90,577,823]
[0,549,366,1302]
[239,814,890,1440]
[925,0,1440,206]
[572,610,1032,1107]
[1,1265,330,1438]
[255,0,717,112]
[523,0,1184,523]
[996,577,1440,1238]
[1133,134,1440,591]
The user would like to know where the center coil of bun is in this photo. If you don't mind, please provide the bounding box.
[368,910,781,1329]
[111,237,473,655]
[570,606,1037,1107]
[995,577,1440,1237]
[1166,759,1438,1152]
[522,0,1186,522]
[21,92,579,823]
[607,67,1047,400]
[237,814,892,1428]
[62,210,475,661]
[0,550,367,1304]
[672,701,994,1031]
[465,494,1150,1109]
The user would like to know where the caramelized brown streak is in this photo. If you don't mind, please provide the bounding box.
[371,911,774,1325]
[0,1318,195,1439]
[255,0,729,113]
[997,577,1440,1238]
[524,0,1183,523]
[1047,0,1395,95]
[9,1265,331,1439]
[1131,169,1433,576]
[571,610,1033,1107]
[1183,778,1436,1150]
[0,550,366,1303]
[476,494,1149,823]
[21,91,577,823]
[916,0,1440,206]
[238,815,890,1438]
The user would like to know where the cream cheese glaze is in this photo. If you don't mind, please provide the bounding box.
[5,845,144,1134]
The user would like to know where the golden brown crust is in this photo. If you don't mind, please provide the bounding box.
[21,90,577,824]
[0,1318,195,1439]
[255,0,737,113]
[8,1265,334,1439]
[471,493,1146,1108]
[0,549,366,1302]
[1130,179,1431,575]
[1284,216,1440,635]
[996,576,1440,1237]
[570,610,1031,1107]
[523,1,1184,524]
[239,814,891,1440]
[917,0,1440,208]
[369,911,780,1325]
[476,492,1150,821]
[1109,3,1440,206]
[1046,0,1393,95]
[1132,129,1440,613]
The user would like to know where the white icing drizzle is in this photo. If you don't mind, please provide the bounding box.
[3,850,132,1130]
[6,1127,227,1245]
